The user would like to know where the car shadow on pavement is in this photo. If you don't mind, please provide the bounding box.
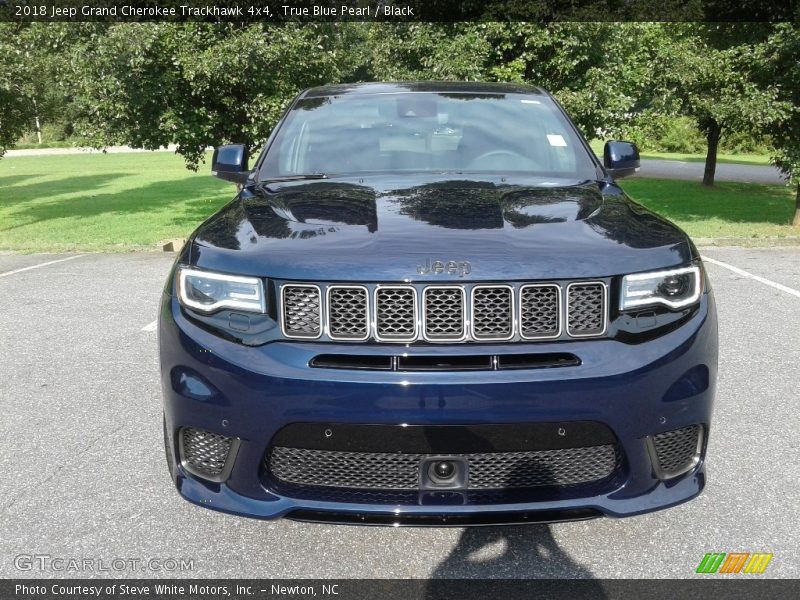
[427,524,602,582]
[425,457,605,591]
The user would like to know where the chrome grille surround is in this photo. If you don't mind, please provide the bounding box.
[280,280,608,343]
[280,284,322,339]
[326,285,369,341]
[267,444,619,490]
[566,281,608,338]
[422,286,467,342]
[470,285,515,341]
[374,285,419,342]
[519,283,562,340]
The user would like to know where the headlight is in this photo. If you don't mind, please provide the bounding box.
[177,267,265,313]
[620,265,702,311]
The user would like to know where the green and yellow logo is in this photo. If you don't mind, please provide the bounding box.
[696,552,773,574]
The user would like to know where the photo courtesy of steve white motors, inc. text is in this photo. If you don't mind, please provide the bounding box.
[14,583,341,597]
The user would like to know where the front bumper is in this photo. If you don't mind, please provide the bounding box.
[159,291,717,524]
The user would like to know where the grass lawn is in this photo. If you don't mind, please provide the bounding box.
[620,178,797,239]
[589,139,771,166]
[0,152,797,252]
[0,152,232,252]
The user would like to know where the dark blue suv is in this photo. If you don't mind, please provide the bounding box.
[159,82,717,525]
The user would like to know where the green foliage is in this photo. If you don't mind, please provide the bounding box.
[364,24,493,81]
[758,24,800,185]
[2,21,795,186]
[0,24,33,157]
[645,24,789,184]
[362,23,664,140]
[619,115,771,155]
[69,23,345,169]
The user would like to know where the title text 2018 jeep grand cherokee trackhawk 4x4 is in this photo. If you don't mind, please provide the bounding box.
[159,82,717,525]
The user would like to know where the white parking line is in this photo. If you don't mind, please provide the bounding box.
[141,320,158,332]
[0,255,85,278]
[702,255,800,299]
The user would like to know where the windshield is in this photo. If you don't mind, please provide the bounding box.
[259,92,599,181]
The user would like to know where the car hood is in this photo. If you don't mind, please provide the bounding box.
[191,176,692,281]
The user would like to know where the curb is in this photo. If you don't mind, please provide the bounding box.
[694,236,800,248]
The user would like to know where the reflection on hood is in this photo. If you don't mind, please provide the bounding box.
[191,176,691,281]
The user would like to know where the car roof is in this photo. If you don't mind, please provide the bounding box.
[300,81,547,98]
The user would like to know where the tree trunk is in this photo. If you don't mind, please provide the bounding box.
[793,183,800,227]
[703,121,722,187]
[32,98,42,145]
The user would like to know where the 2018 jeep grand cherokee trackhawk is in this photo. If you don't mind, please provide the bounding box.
[159,82,717,525]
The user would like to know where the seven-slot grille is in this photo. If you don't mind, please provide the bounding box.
[281,281,608,342]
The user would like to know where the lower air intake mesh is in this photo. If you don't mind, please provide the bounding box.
[180,427,235,478]
[268,444,618,490]
[651,424,702,477]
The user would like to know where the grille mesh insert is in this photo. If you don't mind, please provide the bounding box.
[424,287,465,340]
[567,282,606,336]
[268,444,618,490]
[375,287,417,340]
[652,425,701,475]
[282,286,321,338]
[472,286,513,340]
[519,284,560,338]
[327,287,368,340]
[180,427,234,477]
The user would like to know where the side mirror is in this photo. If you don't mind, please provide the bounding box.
[212,144,249,184]
[603,141,640,179]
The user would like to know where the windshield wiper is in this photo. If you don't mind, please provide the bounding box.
[260,173,328,183]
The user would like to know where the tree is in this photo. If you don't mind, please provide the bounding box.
[0,23,102,156]
[69,23,346,169]
[652,25,786,187]
[0,24,33,157]
[364,23,655,141]
[759,24,800,226]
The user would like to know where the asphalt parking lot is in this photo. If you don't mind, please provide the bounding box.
[1,247,798,579]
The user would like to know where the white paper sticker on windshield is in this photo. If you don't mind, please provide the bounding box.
[547,134,568,147]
